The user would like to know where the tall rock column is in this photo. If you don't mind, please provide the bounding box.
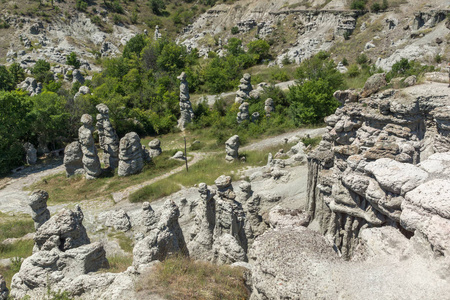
[235,73,253,104]
[177,72,195,130]
[118,132,144,176]
[78,114,101,180]
[96,103,119,170]
[28,190,50,230]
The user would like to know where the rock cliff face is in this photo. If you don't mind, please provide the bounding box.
[306,82,450,259]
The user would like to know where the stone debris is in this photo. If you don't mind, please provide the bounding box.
[23,142,37,165]
[264,98,275,117]
[63,141,84,177]
[235,73,253,104]
[118,132,145,177]
[96,103,119,170]
[104,209,132,232]
[133,200,188,265]
[148,138,162,158]
[0,275,8,300]
[171,151,185,160]
[17,77,42,96]
[177,72,195,130]
[237,102,249,124]
[225,135,240,162]
[28,190,50,230]
[79,114,102,179]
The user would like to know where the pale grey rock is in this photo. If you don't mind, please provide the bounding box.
[10,242,107,299]
[264,98,274,117]
[63,141,84,177]
[251,112,260,122]
[403,75,417,87]
[213,233,247,264]
[0,274,8,300]
[148,139,162,158]
[140,202,158,233]
[105,209,131,232]
[365,158,428,195]
[28,190,50,230]
[188,183,216,260]
[17,77,42,96]
[237,102,250,123]
[96,103,119,170]
[74,85,90,101]
[359,226,410,258]
[235,73,253,104]
[177,72,194,130]
[154,25,162,40]
[362,73,387,97]
[34,205,90,251]
[118,132,144,176]
[79,114,102,179]
[171,151,185,160]
[225,135,239,162]
[268,205,309,228]
[133,200,188,265]
[23,142,37,165]
[101,41,119,57]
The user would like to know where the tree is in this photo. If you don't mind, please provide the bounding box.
[0,66,14,91]
[66,52,81,69]
[150,0,166,15]
[32,59,53,83]
[247,39,271,61]
[123,34,148,59]
[0,91,32,174]
[9,63,25,85]
[226,38,243,56]
[287,79,340,125]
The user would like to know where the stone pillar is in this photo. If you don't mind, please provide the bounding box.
[78,114,101,179]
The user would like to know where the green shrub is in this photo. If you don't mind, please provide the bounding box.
[0,65,14,91]
[66,52,81,69]
[386,58,435,82]
[435,54,442,64]
[76,0,88,11]
[347,64,360,78]
[231,26,239,34]
[381,0,388,10]
[356,53,368,65]
[342,57,349,66]
[150,0,166,15]
[350,0,366,10]
[371,2,381,12]
[247,39,271,62]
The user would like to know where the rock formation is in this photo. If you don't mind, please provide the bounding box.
[133,200,188,266]
[118,132,145,177]
[23,142,37,165]
[96,103,119,170]
[264,98,275,117]
[140,202,158,233]
[17,77,42,96]
[235,73,253,104]
[177,72,194,130]
[10,205,107,299]
[154,25,162,40]
[74,85,90,101]
[78,114,101,179]
[225,135,240,162]
[212,175,248,264]
[104,209,131,232]
[306,82,450,259]
[171,151,185,160]
[0,275,8,300]
[237,102,249,123]
[63,141,84,177]
[188,183,216,260]
[148,138,162,158]
[28,190,50,230]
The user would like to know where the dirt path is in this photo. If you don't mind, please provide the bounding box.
[110,152,207,203]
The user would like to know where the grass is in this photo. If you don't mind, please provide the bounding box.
[102,255,133,273]
[27,152,185,204]
[136,255,249,300]
[107,231,134,253]
[0,257,23,290]
[0,240,34,259]
[0,212,34,241]
[130,142,296,203]
[302,136,322,148]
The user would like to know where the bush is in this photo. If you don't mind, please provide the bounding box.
[386,58,435,82]
[247,39,271,62]
[32,59,53,83]
[371,2,381,12]
[150,0,166,15]
[123,34,148,59]
[76,0,88,11]
[347,64,360,78]
[435,54,442,64]
[231,26,239,34]
[350,0,366,10]
[0,66,14,91]
[9,63,25,85]
[381,0,388,10]
[342,57,349,66]
[66,52,81,69]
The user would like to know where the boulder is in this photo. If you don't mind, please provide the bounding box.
[148,139,162,158]
[362,73,387,97]
[63,141,84,177]
[264,98,275,117]
[23,142,37,165]
[104,209,131,232]
[28,190,50,230]
[171,151,185,160]
[225,135,240,162]
[79,114,102,179]
[118,132,144,176]
[237,102,250,124]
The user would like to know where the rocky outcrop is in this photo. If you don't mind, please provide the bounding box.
[28,190,50,230]
[63,141,84,177]
[10,205,107,299]
[78,114,102,180]
[362,73,387,97]
[17,77,42,96]
[306,82,450,259]
[177,72,195,130]
[148,138,162,158]
[235,73,253,104]
[118,132,145,177]
[96,103,119,170]
[74,85,90,101]
[0,275,8,300]
[225,135,240,162]
[133,200,188,265]
[237,102,250,123]
[264,98,274,117]
[104,209,131,232]
[23,142,37,165]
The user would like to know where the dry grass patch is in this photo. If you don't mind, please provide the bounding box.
[136,256,249,300]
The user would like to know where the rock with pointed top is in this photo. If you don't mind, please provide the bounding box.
[118,132,144,176]
[63,141,84,177]
[28,190,50,230]
[79,114,102,179]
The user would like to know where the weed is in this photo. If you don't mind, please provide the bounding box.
[136,255,248,300]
